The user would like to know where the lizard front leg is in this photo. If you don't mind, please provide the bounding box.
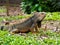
[30,23,37,33]
[34,23,39,33]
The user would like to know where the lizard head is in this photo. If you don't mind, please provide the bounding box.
[34,12,46,21]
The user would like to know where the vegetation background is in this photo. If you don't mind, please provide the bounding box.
[21,0,60,14]
[0,0,60,45]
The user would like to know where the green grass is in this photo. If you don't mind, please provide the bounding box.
[0,15,32,21]
[0,12,60,22]
[45,12,60,20]
[0,8,6,13]
[0,30,60,45]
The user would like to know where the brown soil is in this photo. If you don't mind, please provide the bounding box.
[41,20,60,32]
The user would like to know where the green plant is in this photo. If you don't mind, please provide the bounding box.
[21,0,60,14]
[0,29,60,45]
[44,12,60,20]
[0,8,6,13]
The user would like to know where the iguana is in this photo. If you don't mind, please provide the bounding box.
[0,12,46,34]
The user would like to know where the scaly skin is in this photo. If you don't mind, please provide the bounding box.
[0,12,46,34]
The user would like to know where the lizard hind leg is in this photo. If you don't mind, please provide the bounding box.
[10,29,20,34]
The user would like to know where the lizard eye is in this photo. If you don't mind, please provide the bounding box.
[41,12,46,15]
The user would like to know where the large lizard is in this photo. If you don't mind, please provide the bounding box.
[0,12,46,34]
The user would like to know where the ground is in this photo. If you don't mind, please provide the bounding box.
[42,20,60,31]
[0,12,60,45]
